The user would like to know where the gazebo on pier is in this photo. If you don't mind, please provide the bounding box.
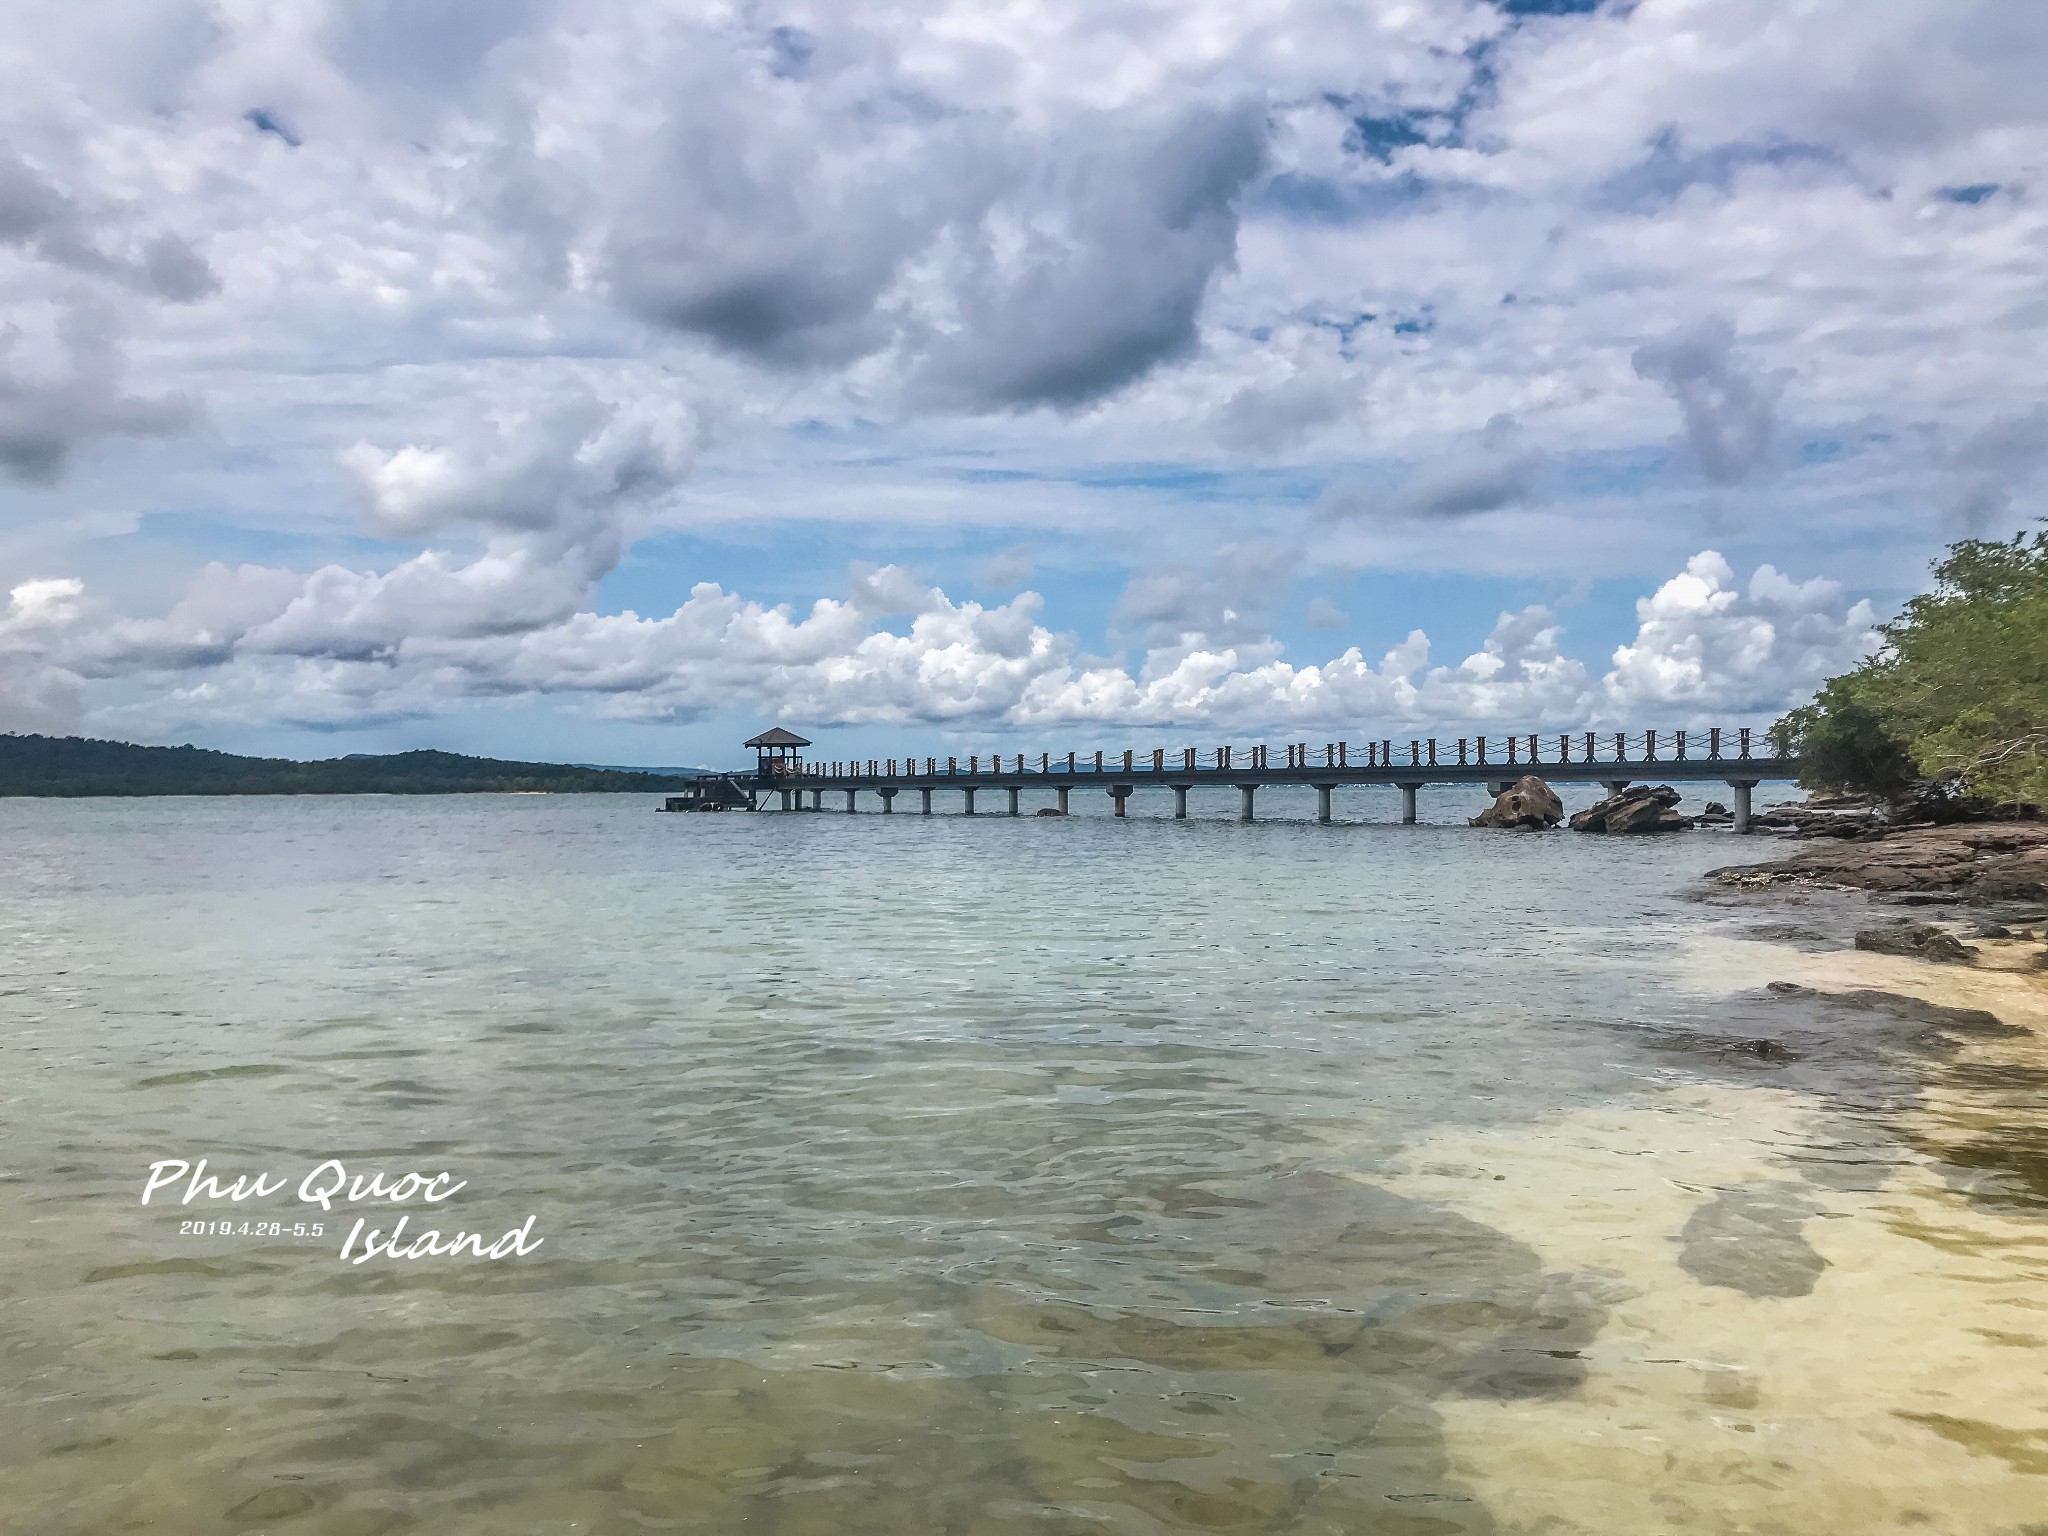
[744,727,811,781]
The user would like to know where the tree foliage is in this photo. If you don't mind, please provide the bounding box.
[1773,530,2048,807]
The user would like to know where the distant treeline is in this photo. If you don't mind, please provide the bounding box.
[0,734,707,797]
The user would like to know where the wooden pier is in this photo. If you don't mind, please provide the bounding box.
[738,729,1797,832]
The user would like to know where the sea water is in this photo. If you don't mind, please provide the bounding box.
[2,789,2043,1533]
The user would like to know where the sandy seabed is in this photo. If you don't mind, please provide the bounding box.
[1378,935,2048,1535]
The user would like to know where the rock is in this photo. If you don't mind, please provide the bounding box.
[1852,921,1979,965]
[1033,807,1067,817]
[1569,783,1692,834]
[1470,775,1563,829]
[1710,822,2048,902]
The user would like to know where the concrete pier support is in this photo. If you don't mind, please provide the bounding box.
[844,789,857,813]
[1604,780,1631,797]
[920,787,932,814]
[1315,783,1334,824]
[1728,779,1757,834]
[1171,784,1189,819]
[1399,783,1419,824]
[1056,786,1070,814]
[1109,784,1132,818]
[1487,780,1511,797]
[878,788,897,814]
[779,789,793,811]
[1238,783,1257,822]
[1007,785,1021,816]
[962,786,977,815]
[810,789,823,811]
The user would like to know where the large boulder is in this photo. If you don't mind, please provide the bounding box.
[1569,784,1692,834]
[1470,775,1563,829]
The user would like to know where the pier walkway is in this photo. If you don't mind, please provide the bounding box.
[747,728,1796,832]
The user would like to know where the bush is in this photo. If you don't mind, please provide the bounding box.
[1774,530,2048,808]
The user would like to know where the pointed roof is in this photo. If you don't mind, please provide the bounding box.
[744,727,812,748]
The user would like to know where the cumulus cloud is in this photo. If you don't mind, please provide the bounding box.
[1944,405,2048,531]
[1211,368,1353,452]
[0,577,89,732]
[2,0,2042,747]
[913,102,1269,410]
[604,47,959,368]
[1631,318,1789,483]
[0,146,218,303]
[1602,551,1878,719]
[1113,539,1300,654]
[342,395,697,538]
[977,545,1036,590]
[0,302,193,484]
[8,545,1876,741]
[1399,416,1546,517]
[1306,595,1346,630]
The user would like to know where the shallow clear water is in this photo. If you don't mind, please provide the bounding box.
[2,790,2044,1534]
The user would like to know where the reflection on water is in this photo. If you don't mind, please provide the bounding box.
[1,792,2043,1533]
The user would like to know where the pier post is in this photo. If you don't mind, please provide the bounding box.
[1056,785,1070,814]
[1604,780,1631,798]
[920,787,933,815]
[962,787,977,816]
[1315,783,1334,824]
[780,789,792,811]
[1238,784,1257,822]
[844,789,857,813]
[1399,783,1419,824]
[1728,779,1758,834]
[878,788,897,814]
[1109,784,1132,818]
[1171,784,1189,819]
[1007,785,1021,816]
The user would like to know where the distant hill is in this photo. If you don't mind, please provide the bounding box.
[0,734,713,797]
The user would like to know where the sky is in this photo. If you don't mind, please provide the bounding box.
[1,0,2043,768]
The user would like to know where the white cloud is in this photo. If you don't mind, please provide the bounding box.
[1601,550,1878,720]
[0,0,2039,749]
[1631,318,1789,484]
[4,544,1880,741]
[0,577,89,732]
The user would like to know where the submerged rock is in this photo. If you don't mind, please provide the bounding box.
[1853,921,1979,965]
[1033,807,1067,817]
[1569,784,1692,834]
[1470,775,1563,829]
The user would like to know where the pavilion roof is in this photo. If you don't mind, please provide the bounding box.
[744,727,812,748]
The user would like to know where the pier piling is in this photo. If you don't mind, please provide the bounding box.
[1729,779,1757,834]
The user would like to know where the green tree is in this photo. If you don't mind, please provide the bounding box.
[1773,530,2048,806]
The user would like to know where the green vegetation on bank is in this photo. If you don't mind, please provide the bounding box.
[0,735,707,797]
[1773,530,2048,807]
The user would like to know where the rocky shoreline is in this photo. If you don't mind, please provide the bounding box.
[1708,821,2048,903]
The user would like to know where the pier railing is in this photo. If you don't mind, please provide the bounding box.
[799,728,1764,781]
